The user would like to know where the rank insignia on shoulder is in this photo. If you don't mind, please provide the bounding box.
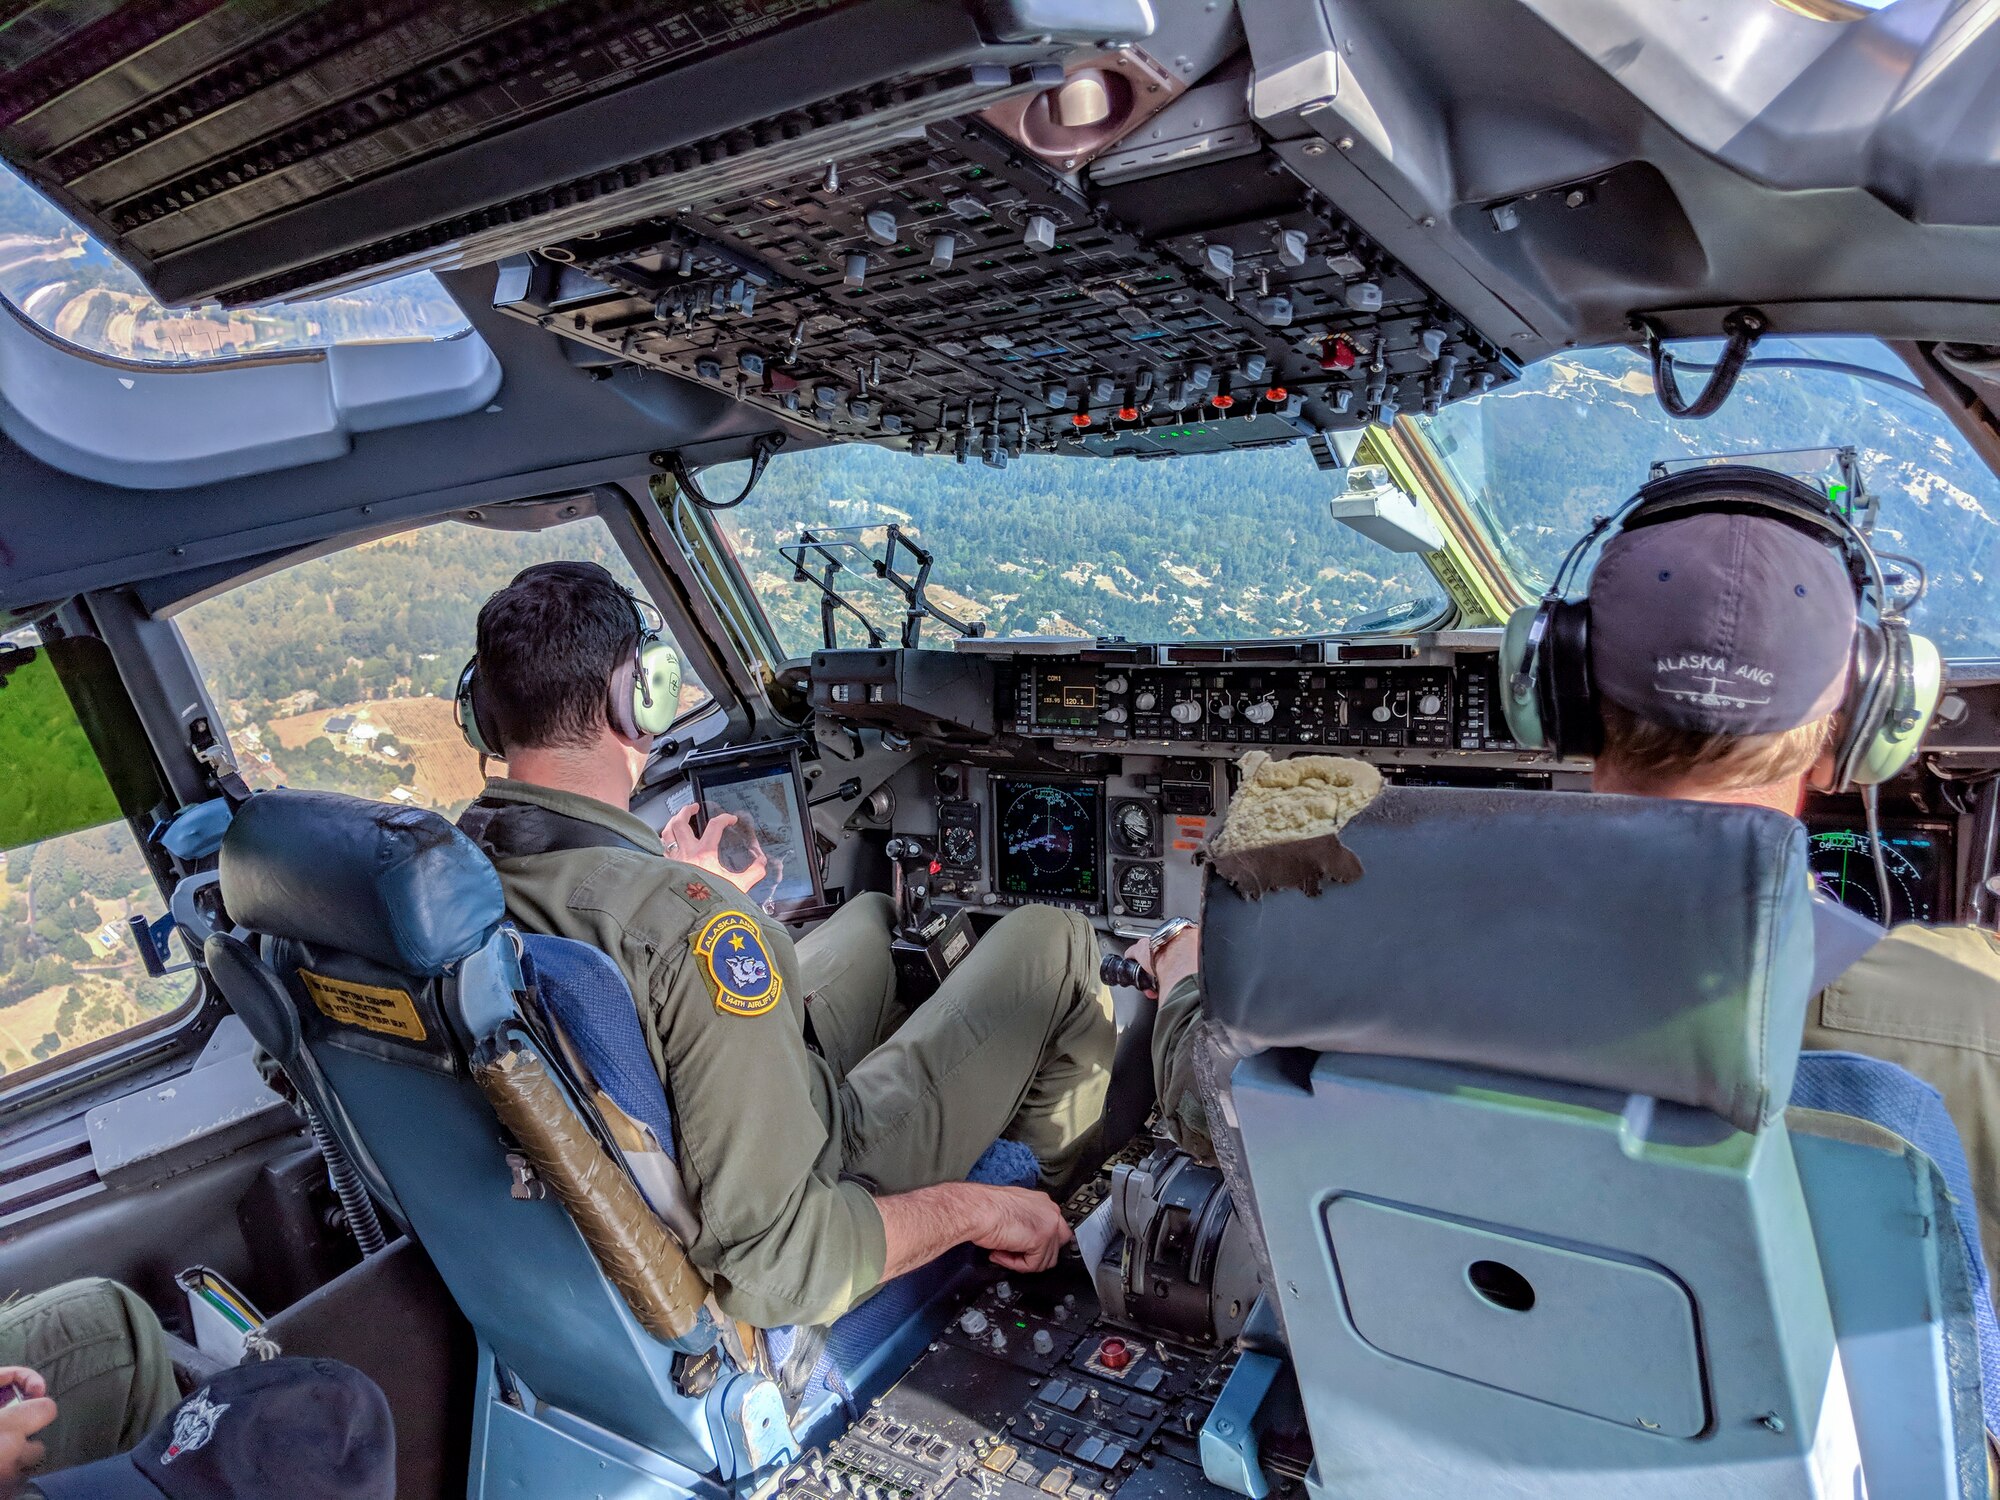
[685,880,714,904]
[692,911,782,1017]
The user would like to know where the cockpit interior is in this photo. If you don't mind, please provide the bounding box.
[2,3,2000,1497]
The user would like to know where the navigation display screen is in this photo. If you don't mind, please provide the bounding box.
[993,778,1103,909]
[1804,816,1954,927]
[1033,665,1102,731]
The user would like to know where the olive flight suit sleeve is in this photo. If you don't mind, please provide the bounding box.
[1152,972,1215,1163]
[630,893,889,1329]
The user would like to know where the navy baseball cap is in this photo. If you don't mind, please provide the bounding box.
[1588,509,1858,735]
[36,1358,392,1500]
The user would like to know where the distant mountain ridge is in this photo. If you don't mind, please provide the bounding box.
[1426,346,2000,657]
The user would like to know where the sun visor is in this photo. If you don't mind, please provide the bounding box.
[0,1,1147,307]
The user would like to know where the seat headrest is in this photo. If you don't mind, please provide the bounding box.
[1200,787,1814,1133]
[220,790,505,977]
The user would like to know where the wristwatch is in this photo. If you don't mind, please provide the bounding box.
[1147,915,1196,955]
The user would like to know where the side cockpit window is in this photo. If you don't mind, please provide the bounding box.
[175,516,713,819]
[0,166,468,366]
[0,626,189,1081]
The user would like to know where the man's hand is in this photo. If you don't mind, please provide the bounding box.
[1123,921,1200,1002]
[877,1181,1074,1280]
[968,1185,1074,1273]
[0,1367,55,1489]
[662,804,771,894]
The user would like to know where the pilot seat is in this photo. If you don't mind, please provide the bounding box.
[1194,786,1990,1499]
[201,790,1032,1497]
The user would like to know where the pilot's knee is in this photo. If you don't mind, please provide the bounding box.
[848,889,896,934]
[994,902,1088,969]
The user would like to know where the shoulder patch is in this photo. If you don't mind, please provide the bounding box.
[692,911,782,1017]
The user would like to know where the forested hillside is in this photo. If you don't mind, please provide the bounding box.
[1422,343,2000,657]
[710,441,1443,653]
[178,523,650,729]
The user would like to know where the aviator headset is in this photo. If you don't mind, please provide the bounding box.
[1499,464,1942,790]
[454,564,683,758]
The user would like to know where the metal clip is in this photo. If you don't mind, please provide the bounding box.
[505,1151,545,1201]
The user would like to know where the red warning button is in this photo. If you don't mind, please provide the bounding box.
[1097,1337,1132,1371]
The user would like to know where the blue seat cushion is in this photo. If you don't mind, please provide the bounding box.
[1793,1049,2000,1434]
[522,933,680,1160]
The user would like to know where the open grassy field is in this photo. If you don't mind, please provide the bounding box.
[268,693,486,808]
[0,975,147,1071]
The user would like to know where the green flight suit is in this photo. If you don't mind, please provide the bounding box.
[1804,923,2000,1296]
[467,779,1113,1330]
[0,1278,178,1476]
[1152,973,1212,1163]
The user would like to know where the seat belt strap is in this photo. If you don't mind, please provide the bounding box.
[459,797,657,860]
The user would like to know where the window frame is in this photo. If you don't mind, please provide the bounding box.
[0,612,212,1112]
[0,166,471,370]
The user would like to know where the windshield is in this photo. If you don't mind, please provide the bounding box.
[0,168,467,364]
[1417,337,2000,656]
[702,443,1446,656]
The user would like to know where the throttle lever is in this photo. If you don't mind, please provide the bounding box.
[884,835,933,939]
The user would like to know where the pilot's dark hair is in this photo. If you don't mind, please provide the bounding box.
[474,561,640,751]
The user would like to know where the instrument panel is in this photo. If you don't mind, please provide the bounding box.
[994,778,1105,912]
[810,642,1988,940]
[1011,654,1515,752]
[929,763,1212,929]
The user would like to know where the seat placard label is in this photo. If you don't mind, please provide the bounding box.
[299,969,429,1042]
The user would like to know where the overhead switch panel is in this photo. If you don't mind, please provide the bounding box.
[494,121,1516,456]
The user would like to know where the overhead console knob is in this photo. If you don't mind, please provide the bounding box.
[1372,703,1393,724]
[1104,674,1129,695]
[1101,706,1128,724]
[1244,698,1277,725]
[1418,691,1445,717]
[1170,699,1204,725]
[1135,689,1158,712]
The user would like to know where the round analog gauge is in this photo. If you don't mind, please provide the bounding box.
[1808,829,1922,925]
[1001,784,1092,876]
[940,823,979,869]
[1116,862,1163,919]
[1113,800,1157,855]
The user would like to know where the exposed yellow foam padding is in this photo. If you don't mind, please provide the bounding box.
[1212,752,1383,857]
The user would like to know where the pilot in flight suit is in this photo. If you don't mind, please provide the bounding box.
[470,779,1112,1328]
[457,564,1113,1331]
[1148,492,2000,1304]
